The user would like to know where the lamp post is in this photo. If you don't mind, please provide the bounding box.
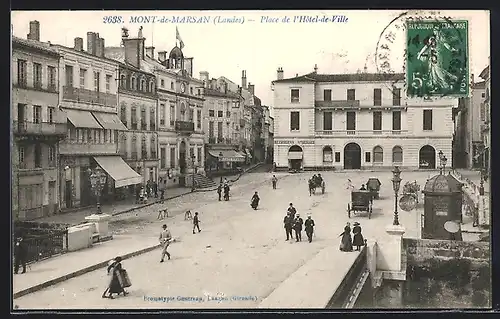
[191,154,196,192]
[88,167,107,214]
[391,166,402,226]
[438,150,447,174]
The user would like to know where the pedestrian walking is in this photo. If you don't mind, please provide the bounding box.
[14,236,27,274]
[217,183,222,201]
[193,212,201,234]
[287,203,297,219]
[159,224,172,262]
[102,256,130,299]
[283,212,294,241]
[339,222,353,252]
[272,175,278,189]
[293,214,304,242]
[352,222,365,251]
[304,214,315,243]
[153,181,158,198]
[223,184,230,201]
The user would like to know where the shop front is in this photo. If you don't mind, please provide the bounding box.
[206,149,246,176]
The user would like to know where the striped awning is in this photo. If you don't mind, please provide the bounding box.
[64,109,102,129]
[208,150,245,162]
[92,112,128,131]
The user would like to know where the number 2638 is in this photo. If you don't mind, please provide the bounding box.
[103,16,123,24]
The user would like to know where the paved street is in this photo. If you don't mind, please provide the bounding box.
[14,170,455,309]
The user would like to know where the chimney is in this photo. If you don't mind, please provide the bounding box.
[95,37,104,57]
[158,51,167,63]
[74,37,84,51]
[146,46,155,59]
[277,67,284,80]
[27,20,40,41]
[248,83,255,96]
[87,32,97,55]
[314,64,318,73]
[123,37,142,68]
[241,70,247,89]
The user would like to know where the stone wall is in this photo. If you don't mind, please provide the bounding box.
[402,238,491,308]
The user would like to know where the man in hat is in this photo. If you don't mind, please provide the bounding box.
[217,183,222,201]
[304,214,315,243]
[360,184,366,190]
[283,212,294,241]
[352,222,365,251]
[271,175,278,189]
[14,236,27,274]
[287,203,297,219]
[159,224,172,262]
[293,214,304,242]
[193,212,201,234]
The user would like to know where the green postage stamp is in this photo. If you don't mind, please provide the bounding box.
[406,20,469,98]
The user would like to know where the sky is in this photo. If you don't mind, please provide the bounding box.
[12,10,490,109]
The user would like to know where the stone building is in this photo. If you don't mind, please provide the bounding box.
[55,30,138,209]
[106,27,205,188]
[272,67,456,170]
[11,21,67,220]
[453,80,486,169]
[261,105,273,163]
[479,61,490,173]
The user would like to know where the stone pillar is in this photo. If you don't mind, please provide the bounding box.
[84,213,113,241]
[376,225,406,272]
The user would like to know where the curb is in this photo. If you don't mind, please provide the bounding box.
[13,243,160,299]
[193,163,266,193]
[111,191,192,217]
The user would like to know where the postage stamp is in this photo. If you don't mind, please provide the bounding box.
[406,20,469,97]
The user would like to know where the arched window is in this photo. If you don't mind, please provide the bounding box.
[131,77,137,90]
[150,135,156,158]
[392,146,403,163]
[141,134,147,158]
[120,102,127,126]
[141,78,146,91]
[120,133,127,157]
[120,74,126,88]
[171,82,174,90]
[131,134,137,159]
[373,146,384,163]
[323,146,333,162]
[149,81,154,93]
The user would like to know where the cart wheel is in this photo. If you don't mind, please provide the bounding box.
[347,204,351,218]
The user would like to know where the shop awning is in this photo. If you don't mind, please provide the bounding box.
[208,150,245,162]
[92,112,128,131]
[288,152,303,160]
[93,156,142,188]
[64,109,103,129]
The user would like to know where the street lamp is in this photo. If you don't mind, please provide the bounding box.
[391,166,402,226]
[191,154,196,192]
[88,167,107,214]
[438,150,447,174]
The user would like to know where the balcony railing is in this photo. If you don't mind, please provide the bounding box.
[217,137,224,143]
[315,100,361,108]
[131,121,137,130]
[141,150,148,159]
[208,137,216,144]
[315,129,407,137]
[141,123,148,130]
[13,121,67,137]
[59,141,117,155]
[62,86,117,106]
[131,151,138,160]
[174,120,195,133]
[151,152,157,159]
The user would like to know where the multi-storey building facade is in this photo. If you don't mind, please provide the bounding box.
[12,21,67,220]
[251,97,265,163]
[200,73,246,170]
[55,31,139,209]
[479,62,490,172]
[268,115,275,164]
[272,68,455,170]
[454,80,485,169]
[261,105,272,163]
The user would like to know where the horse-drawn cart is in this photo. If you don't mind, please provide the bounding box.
[347,191,373,219]
[308,178,325,195]
[366,178,381,199]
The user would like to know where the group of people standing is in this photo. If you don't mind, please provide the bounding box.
[216,178,231,201]
[339,221,365,252]
[135,179,167,204]
[283,203,316,243]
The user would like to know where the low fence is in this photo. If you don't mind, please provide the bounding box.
[14,221,70,263]
[449,170,489,227]
[326,246,368,308]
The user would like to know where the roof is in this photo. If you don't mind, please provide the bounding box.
[479,66,490,80]
[12,36,60,57]
[473,81,486,89]
[52,43,119,64]
[273,72,405,84]
[169,46,183,59]
[423,173,462,194]
[204,88,240,99]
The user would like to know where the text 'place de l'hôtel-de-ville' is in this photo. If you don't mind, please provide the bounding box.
[11,21,273,221]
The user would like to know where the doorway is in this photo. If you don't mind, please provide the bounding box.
[419,145,436,169]
[48,181,56,215]
[344,143,361,169]
[179,141,186,174]
[288,145,303,170]
[65,180,73,208]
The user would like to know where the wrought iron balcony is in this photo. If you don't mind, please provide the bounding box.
[315,100,361,108]
[174,120,195,133]
[13,121,67,137]
[208,137,216,144]
[62,86,117,107]
[315,129,407,137]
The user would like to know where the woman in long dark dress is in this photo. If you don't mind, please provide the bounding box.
[339,222,353,252]
[352,222,365,251]
[102,257,128,299]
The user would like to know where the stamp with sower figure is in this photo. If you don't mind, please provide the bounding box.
[406,19,469,98]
